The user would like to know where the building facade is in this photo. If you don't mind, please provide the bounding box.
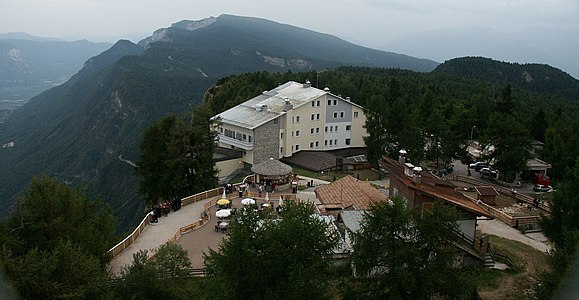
[380,157,492,243]
[213,81,367,166]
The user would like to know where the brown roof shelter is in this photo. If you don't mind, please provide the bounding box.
[250,158,294,189]
[475,186,499,205]
[315,175,388,215]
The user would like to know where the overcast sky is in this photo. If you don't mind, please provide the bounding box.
[2,0,579,47]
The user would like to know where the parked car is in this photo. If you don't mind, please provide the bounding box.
[469,161,486,169]
[533,184,553,193]
[474,164,489,172]
[480,167,497,179]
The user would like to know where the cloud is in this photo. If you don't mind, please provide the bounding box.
[1,0,578,44]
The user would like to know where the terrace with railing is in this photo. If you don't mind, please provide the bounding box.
[452,175,550,229]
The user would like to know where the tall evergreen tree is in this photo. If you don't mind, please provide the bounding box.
[347,196,472,299]
[204,200,340,299]
[114,243,200,299]
[542,118,579,181]
[530,106,548,142]
[0,176,115,299]
[482,112,532,182]
[496,84,515,115]
[137,105,219,207]
[537,158,579,299]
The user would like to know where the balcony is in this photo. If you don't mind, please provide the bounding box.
[219,135,253,150]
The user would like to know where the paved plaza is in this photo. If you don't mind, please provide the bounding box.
[108,176,329,274]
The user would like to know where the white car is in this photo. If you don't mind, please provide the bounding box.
[469,162,489,171]
[480,167,497,178]
[469,162,485,169]
[533,184,553,193]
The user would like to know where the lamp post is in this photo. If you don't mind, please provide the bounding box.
[470,126,476,142]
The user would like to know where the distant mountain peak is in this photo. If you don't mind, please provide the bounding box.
[139,16,218,49]
[171,17,217,31]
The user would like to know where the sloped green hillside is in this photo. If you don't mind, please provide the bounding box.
[434,57,579,102]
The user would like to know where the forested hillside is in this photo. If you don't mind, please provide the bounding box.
[434,57,579,102]
[0,15,438,231]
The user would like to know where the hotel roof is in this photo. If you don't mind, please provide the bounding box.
[214,81,364,130]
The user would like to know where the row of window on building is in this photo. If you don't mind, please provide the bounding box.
[283,138,352,153]
[288,125,352,139]
[222,128,252,142]
[309,99,339,107]
[292,111,359,124]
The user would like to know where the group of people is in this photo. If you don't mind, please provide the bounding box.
[150,197,182,223]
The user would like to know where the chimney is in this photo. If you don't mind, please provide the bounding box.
[283,98,293,112]
[324,87,330,92]
[413,174,422,184]
[404,162,414,177]
[398,149,407,164]
[303,80,311,88]
[346,96,351,101]
[412,166,423,184]
[261,105,268,112]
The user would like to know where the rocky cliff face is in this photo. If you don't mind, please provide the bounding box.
[139,17,217,49]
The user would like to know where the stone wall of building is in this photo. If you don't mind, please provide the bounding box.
[253,119,280,165]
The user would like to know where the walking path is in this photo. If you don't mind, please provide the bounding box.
[477,219,551,253]
[108,196,217,274]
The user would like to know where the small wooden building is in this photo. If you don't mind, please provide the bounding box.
[475,186,499,206]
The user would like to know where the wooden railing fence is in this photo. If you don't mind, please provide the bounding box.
[108,186,229,257]
[109,180,296,259]
[453,175,548,228]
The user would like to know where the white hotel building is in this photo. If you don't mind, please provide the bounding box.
[213,81,368,168]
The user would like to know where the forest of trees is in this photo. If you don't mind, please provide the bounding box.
[2,64,579,298]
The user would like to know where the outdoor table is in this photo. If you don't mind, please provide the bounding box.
[216,209,232,218]
[218,222,229,232]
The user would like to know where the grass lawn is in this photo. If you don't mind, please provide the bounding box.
[476,235,550,300]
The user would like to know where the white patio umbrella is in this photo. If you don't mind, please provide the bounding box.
[215,209,232,218]
[241,198,255,205]
[221,189,226,199]
[278,196,283,207]
[265,192,269,202]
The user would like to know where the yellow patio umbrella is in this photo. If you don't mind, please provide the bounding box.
[217,198,230,206]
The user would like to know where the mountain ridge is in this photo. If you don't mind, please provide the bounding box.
[434,57,579,101]
[0,15,439,230]
[381,26,579,79]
